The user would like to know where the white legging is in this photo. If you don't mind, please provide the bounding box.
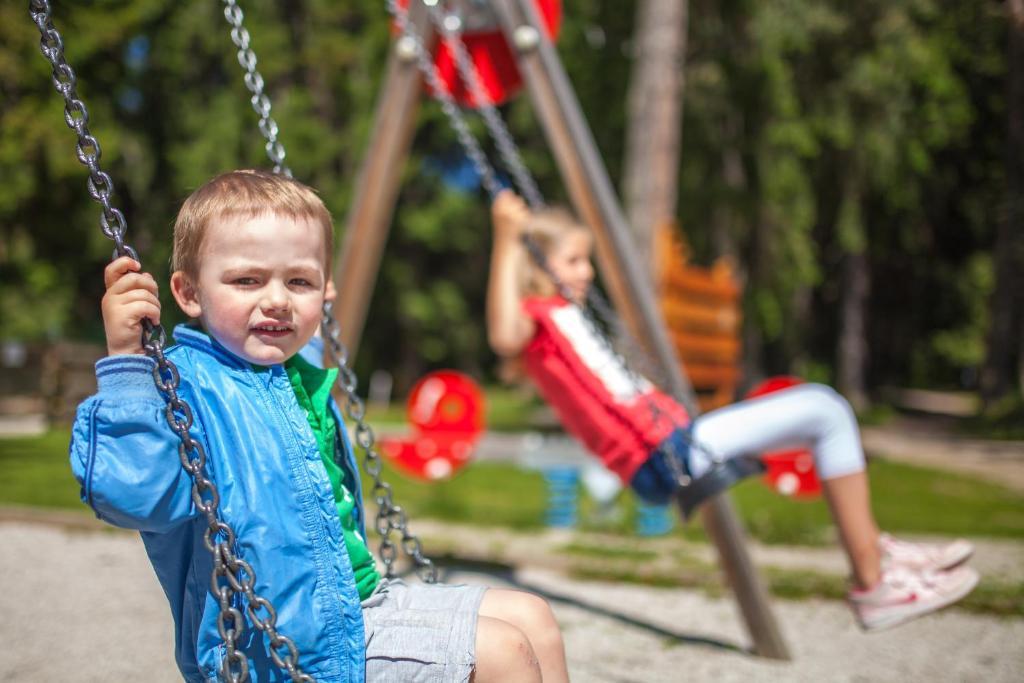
[688,383,865,481]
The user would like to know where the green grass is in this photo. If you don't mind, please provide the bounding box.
[715,457,1024,545]
[374,459,549,530]
[4,429,1024,545]
[365,384,543,432]
[559,541,660,562]
[0,430,84,510]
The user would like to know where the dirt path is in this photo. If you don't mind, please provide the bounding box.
[1,519,1020,682]
[861,416,1024,492]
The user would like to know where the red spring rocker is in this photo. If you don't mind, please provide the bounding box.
[378,370,486,480]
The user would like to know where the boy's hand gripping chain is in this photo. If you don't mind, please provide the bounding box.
[29,3,313,680]
[217,0,437,585]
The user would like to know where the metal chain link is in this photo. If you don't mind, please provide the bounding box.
[385,0,502,198]
[221,0,291,177]
[30,3,312,680]
[29,2,130,256]
[219,0,437,583]
[320,306,438,582]
[424,0,545,209]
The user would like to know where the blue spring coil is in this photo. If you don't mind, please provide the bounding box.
[635,500,675,536]
[542,466,579,528]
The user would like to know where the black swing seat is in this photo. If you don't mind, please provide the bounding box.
[674,455,766,520]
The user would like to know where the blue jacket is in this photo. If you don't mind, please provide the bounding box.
[69,325,367,682]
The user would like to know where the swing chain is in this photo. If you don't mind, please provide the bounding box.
[321,304,438,583]
[221,0,291,177]
[218,0,436,584]
[423,0,546,210]
[385,0,502,198]
[30,3,312,680]
[29,0,129,253]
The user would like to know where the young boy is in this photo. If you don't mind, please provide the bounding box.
[70,170,567,682]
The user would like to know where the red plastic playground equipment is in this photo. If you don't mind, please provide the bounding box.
[746,376,823,498]
[379,370,486,480]
[396,0,561,106]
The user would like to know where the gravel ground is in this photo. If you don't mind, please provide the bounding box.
[1,520,1021,682]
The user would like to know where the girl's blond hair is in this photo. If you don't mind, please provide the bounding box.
[172,169,333,277]
[520,206,589,296]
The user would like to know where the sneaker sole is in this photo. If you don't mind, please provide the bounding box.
[940,544,974,571]
[858,568,980,633]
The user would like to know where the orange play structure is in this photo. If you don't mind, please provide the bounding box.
[654,230,822,498]
[654,223,743,412]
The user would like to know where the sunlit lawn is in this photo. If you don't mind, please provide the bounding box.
[3,428,1023,545]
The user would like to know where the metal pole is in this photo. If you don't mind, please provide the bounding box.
[332,3,432,357]
[494,0,791,660]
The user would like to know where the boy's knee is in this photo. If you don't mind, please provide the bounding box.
[474,617,541,682]
[508,593,561,639]
[518,594,563,652]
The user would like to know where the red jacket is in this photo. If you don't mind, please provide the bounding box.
[522,296,689,482]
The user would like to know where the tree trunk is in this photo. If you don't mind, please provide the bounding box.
[622,0,689,268]
[711,114,746,262]
[838,250,870,411]
[981,1,1024,405]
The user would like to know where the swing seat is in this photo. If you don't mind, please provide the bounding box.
[674,455,765,520]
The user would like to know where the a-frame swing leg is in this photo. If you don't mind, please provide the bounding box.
[332,2,433,358]
[493,0,792,661]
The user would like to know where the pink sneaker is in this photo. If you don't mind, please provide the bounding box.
[879,532,974,573]
[848,565,980,632]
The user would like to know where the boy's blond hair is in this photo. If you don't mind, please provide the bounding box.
[521,206,589,296]
[172,169,334,278]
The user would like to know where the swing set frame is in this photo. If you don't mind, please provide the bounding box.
[336,0,791,661]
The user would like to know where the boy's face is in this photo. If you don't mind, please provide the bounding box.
[547,230,594,303]
[170,212,327,365]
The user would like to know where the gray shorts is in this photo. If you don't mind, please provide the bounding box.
[361,578,488,683]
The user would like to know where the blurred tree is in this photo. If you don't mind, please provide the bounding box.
[679,0,1004,400]
[980,0,1024,406]
[621,0,689,267]
[1,0,1013,405]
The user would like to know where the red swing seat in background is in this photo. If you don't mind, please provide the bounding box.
[396,0,562,107]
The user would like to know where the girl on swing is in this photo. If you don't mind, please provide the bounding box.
[487,190,978,633]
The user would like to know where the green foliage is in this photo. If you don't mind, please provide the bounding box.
[963,393,1024,441]
[929,253,994,369]
[681,0,1006,386]
[0,0,1012,394]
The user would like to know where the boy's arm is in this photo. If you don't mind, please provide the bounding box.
[69,256,197,532]
[70,355,202,532]
[487,191,536,357]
